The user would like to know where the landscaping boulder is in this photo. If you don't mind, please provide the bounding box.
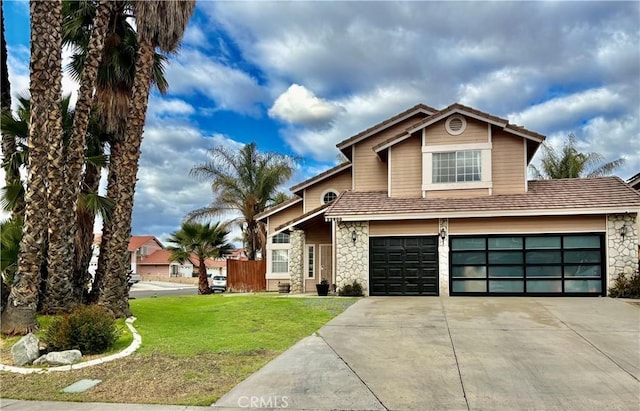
[33,350,82,366]
[11,333,40,366]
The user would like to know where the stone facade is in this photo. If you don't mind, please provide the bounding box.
[438,218,449,296]
[607,214,639,289]
[289,230,304,293]
[336,222,369,294]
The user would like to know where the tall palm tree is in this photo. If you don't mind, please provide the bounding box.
[97,0,195,317]
[530,133,625,179]
[1,0,64,334]
[167,222,234,295]
[189,143,296,260]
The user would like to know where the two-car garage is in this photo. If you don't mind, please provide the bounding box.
[369,233,606,297]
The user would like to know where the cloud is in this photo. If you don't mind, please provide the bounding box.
[269,84,343,127]
[146,98,195,118]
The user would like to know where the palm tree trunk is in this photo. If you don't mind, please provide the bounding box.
[1,0,62,334]
[198,258,211,295]
[98,39,155,317]
[42,0,113,314]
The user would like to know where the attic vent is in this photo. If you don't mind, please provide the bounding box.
[445,115,467,136]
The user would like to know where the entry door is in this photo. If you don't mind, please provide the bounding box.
[319,244,332,283]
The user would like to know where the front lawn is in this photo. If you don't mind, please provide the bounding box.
[0,295,356,405]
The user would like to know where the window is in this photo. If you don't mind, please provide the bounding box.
[272,233,290,244]
[432,151,481,183]
[322,191,338,204]
[307,245,315,278]
[272,249,289,273]
[170,265,179,277]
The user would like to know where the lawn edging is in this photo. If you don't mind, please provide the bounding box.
[0,316,141,375]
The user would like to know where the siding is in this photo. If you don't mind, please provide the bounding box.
[369,220,439,236]
[390,134,422,197]
[492,129,526,194]
[425,116,487,146]
[427,188,490,199]
[354,114,426,191]
[268,203,303,234]
[304,169,352,211]
[305,219,331,243]
[449,215,606,234]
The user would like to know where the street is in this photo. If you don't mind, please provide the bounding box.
[129,281,198,299]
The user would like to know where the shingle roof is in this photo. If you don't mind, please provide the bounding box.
[325,177,640,218]
[128,236,161,251]
[290,162,352,193]
[275,201,333,232]
[255,196,302,220]
[137,249,174,265]
[336,103,436,149]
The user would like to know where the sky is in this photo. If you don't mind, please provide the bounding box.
[2,0,640,243]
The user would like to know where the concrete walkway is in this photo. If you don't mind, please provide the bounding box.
[215,297,640,410]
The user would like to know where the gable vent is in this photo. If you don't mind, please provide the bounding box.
[445,115,467,136]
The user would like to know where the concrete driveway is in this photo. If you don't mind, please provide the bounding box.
[215,297,640,410]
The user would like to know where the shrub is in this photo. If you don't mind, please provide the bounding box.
[338,280,364,297]
[45,304,119,354]
[608,269,640,298]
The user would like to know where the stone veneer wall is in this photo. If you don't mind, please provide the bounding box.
[336,222,369,294]
[289,230,304,293]
[438,218,449,296]
[607,214,639,289]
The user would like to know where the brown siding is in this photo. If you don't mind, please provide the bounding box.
[268,203,303,234]
[305,219,332,244]
[369,220,439,236]
[390,135,422,197]
[354,115,425,191]
[425,116,487,146]
[449,215,606,234]
[426,188,490,199]
[304,169,352,211]
[492,130,526,194]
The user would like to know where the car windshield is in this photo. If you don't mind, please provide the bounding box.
[213,276,226,281]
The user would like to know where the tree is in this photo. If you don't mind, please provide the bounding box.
[97,0,195,317]
[167,222,234,295]
[530,133,625,179]
[189,143,296,260]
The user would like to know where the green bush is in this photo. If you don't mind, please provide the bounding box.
[338,280,364,297]
[609,269,640,298]
[45,304,118,354]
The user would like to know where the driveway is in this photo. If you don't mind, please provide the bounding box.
[215,297,640,410]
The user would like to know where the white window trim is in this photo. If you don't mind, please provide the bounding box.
[266,235,291,279]
[305,244,315,279]
[422,143,492,191]
[321,189,339,204]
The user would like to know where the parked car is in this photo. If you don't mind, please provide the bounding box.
[211,275,227,293]
[128,272,141,287]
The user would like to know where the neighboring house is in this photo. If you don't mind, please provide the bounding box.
[129,236,164,274]
[228,248,249,260]
[628,173,640,190]
[257,103,640,297]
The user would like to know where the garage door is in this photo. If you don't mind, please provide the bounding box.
[450,234,605,296]
[370,236,438,296]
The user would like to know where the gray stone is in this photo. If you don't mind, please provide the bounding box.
[11,333,40,366]
[33,349,82,366]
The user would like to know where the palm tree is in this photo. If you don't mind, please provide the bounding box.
[97,0,195,317]
[189,143,296,260]
[167,222,234,295]
[530,133,625,179]
[1,0,64,334]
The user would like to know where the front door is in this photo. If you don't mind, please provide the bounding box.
[319,244,333,284]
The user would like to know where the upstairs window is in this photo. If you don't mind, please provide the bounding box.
[433,150,481,183]
[272,233,290,244]
[322,191,338,204]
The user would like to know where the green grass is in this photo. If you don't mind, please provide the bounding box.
[0,294,357,405]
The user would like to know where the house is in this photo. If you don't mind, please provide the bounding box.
[257,103,640,297]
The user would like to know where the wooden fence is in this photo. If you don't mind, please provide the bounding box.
[227,259,266,292]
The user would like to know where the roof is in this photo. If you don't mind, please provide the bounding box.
[128,236,162,251]
[137,249,175,265]
[336,103,436,151]
[273,202,333,234]
[255,196,303,221]
[290,162,352,193]
[627,172,640,189]
[325,177,640,219]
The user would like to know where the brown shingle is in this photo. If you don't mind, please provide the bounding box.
[325,177,640,217]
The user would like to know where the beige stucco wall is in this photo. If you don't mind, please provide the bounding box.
[267,202,303,235]
[138,265,169,278]
[369,220,439,236]
[304,169,352,212]
[492,130,526,195]
[353,114,426,192]
[449,215,606,234]
[390,134,422,197]
[424,116,488,146]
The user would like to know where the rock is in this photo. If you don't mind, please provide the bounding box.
[11,333,40,366]
[33,350,82,366]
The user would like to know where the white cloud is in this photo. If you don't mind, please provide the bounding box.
[146,98,195,118]
[269,84,343,127]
